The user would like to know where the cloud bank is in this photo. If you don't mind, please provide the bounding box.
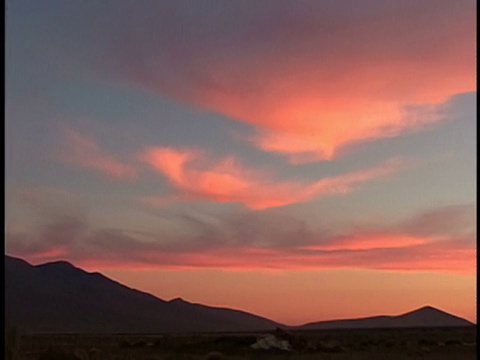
[6,196,475,274]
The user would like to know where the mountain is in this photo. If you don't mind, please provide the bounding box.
[296,306,474,330]
[5,255,474,334]
[5,255,281,334]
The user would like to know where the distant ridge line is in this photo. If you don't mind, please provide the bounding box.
[294,305,474,330]
[4,255,475,333]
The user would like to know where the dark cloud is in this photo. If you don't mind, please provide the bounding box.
[6,215,87,256]
[398,204,476,238]
[6,199,475,273]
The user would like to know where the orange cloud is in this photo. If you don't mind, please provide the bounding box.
[185,54,473,162]
[26,237,473,275]
[7,202,475,275]
[160,244,475,274]
[60,130,136,179]
[108,1,475,162]
[250,102,434,163]
[20,247,69,263]
[172,238,475,274]
[303,234,428,251]
[141,147,404,209]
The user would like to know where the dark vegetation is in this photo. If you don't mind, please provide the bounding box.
[5,321,21,360]
[13,326,476,360]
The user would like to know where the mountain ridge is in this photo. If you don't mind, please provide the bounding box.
[5,255,475,333]
[5,255,280,333]
[295,305,474,330]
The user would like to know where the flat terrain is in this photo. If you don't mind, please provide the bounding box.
[13,326,476,360]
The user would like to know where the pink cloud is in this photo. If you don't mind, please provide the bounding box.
[59,129,136,179]
[101,1,475,162]
[6,202,475,274]
[303,234,429,251]
[147,241,475,274]
[13,236,475,275]
[17,247,70,263]
[140,146,404,209]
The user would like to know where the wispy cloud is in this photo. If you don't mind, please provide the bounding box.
[251,103,445,163]
[59,129,136,179]
[7,198,475,274]
[398,204,477,238]
[88,0,475,162]
[140,146,404,209]
[303,234,428,251]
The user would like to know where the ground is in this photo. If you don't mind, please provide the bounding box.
[12,326,476,360]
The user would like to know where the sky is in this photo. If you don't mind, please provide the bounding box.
[5,0,476,325]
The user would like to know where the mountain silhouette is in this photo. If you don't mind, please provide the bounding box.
[5,255,280,333]
[5,255,474,334]
[297,305,474,330]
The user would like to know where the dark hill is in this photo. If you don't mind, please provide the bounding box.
[5,255,280,334]
[296,305,474,330]
[6,255,474,334]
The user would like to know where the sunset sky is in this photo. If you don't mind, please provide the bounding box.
[5,0,476,325]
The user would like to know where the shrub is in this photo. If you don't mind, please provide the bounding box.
[5,323,21,360]
[204,351,227,360]
[445,339,462,346]
[418,338,436,346]
[119,340,131,348]
[37,347,75,360]
[131,340,147,348]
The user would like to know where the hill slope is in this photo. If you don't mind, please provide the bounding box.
[6,255,474,333]
[5,255,280,334]
[296,306,474,330]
